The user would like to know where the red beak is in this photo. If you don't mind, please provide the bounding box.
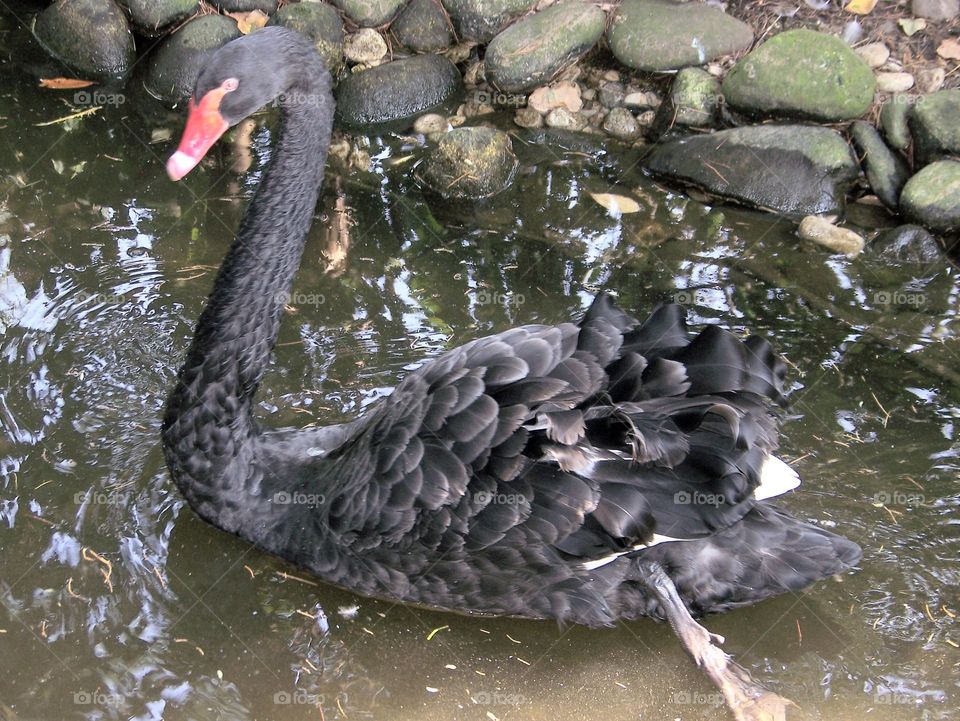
[167,87,230,181]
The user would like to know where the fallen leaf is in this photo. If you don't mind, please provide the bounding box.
[227,10,268,34]
[937,37,960,61]
[844,0,877,13]
[590,192,640,215]
[898,17,927,36]
[39,77,95,89]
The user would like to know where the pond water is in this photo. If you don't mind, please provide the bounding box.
[0,9,958,721]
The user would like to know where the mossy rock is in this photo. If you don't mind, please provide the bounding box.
[722,29,876,121]
[607,0,753,71]
[211,0,278,11]
[335,54,462,129]
[442,0,535,43]
[900,160,960,232]
[268,3,344,73]
[484,2,605,93]
[118,0,199,35]
[850,121,909,210]
[330,0,406,27]
[34,0,135,79]
[879,95,912,151]
[417,127,518,199]
[651,67,719,135]
[392,0,453,53]
[144,15,241,104]
[909,89,960,164]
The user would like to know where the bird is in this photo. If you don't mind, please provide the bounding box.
[162,27,861,721]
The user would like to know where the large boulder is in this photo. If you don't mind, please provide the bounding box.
[331,0,407,26]
[118,0,199,35]
[484,2,605,93]
[909,89,960,164]
[336,54,463,129]
[417,127,518,199]
[442,0,536,43]
[34,0,135,78]
[722,29,876,121]
[268,3,344,73]
[850,121,910,210]
[607,0,753,72]
[644,125,859,217]
[392,0,454,52]
[900,160,960,232]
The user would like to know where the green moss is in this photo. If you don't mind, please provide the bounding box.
[901,160,960,232]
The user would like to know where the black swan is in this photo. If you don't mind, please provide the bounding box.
[162,27,861,721]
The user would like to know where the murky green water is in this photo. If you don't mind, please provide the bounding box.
[1,9,958,721]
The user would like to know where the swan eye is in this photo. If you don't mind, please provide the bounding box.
[222,78,239,92]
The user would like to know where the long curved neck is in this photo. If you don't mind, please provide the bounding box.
[162,85,333,531]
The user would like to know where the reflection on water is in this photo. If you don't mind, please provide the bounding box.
[0,11,958,721]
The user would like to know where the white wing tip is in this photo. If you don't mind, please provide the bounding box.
[755,455,801,500]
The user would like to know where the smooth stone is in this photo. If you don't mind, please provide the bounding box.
[879,96,913,150]
[871,224,941,263]
[900,160,960,232]
[623,90,660,110]
[910,89,960,164]
[412,113,448,134]
[343,28,387,64]
[798,216,865,258]
[876,71,915,93]
[484,2,605,93]
[268,3,344,73]
[722,29,876,121]
[598,82,625,109]
[544,107,586,130]
[211,0,277,11]
[514,106,543,128]
[644,124,859,217]
[417,127,518,199]
[602,107,639,141]
[653,67,719,132]
[607,0,753,71]
[118,0,199,34]
[335,54,463,128]
[443,0,535,42]
[331,0,405,26]
[850,121,910,209]
[855,41,889,68]
[144,15,241,104]
[917,67,945,93]
[34,0,135,78]
[392,0,453,52]
[912,0,958,20]
[528,82,582,113]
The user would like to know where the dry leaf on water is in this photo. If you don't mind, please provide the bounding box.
[39,78,94,89]
[227,10,268,34]
[590,193,641,215]
[937,38,960,61]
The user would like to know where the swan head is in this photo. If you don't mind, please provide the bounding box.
[167,27,333,181]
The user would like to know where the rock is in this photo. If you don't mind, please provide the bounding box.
[598,82,625,109]
[871,224,941,263]
[485,2,605,93]
[211,0,277,11]
[417,127,518,199]
[392,0,453,52]
[413,113,448,134]
[850,121,910,209]
[118,0,199,34]
[653,67,719,132]
[722,29,876,121]
[443,0,535,42]
[855,41,889,68]
[602,107,639,141]
[514,106,543,128]
[144,14,240,104]
[900,160,960,232]
[528,82,582,113]
[876,72,915,93]
[34,0,135,78]
[335,54,463,129]
[917,67,945,94]
[343,28,387,64]
[545,107,586,131]
[623,90,660,110]
[879,96,913,150]
[909,89,960,164]
[268,2,343,73]
[607,0,753,71]
[636,109,656,129]
[644,124,859,217]
[911,0,958,20]
[330,0,405,27]
[798,216,865,258]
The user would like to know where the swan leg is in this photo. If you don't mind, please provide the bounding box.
[637,561,794,721]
